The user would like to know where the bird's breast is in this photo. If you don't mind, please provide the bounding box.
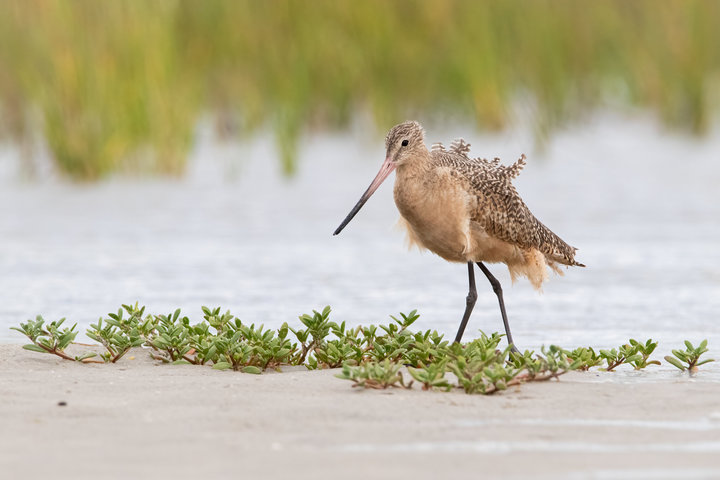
[393,166,474,263]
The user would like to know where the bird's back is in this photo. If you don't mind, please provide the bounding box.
[429,140,583,269]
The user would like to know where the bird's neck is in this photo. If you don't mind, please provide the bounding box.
[396,147,432,179]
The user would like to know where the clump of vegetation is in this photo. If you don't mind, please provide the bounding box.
[664,340,715,372]
[597,339,662,372]
[11,316,97,362]
[563,347,603,371]
[11,305,715,395]
[598,345,638,372]
[11,304,449,373]
[336,359,412,390]
[87,306,146,363]
[628,338,662,370]
[512,345,585,381]
[408,361,452,392]
[449,350,519,394]
[1,1,719,179]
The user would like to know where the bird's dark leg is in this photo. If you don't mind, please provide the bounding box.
[476,262,518,353]
[453,262,477,344]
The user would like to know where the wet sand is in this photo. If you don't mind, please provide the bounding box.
[1,344,719,479]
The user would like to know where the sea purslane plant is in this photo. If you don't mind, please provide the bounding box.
[11,304,715,395]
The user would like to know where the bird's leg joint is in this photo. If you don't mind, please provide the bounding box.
[488,277,502,295]
[465,290,477,306]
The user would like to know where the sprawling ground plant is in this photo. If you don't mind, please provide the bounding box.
[628,338,661,370]
[336,359,412,390]
[408,361,452,392]
[11,305,714,395]
[563,347,602,371]
[664,340,715,372]
[87,306,145,363]
[595,339,663,372]
[12,316,97,362]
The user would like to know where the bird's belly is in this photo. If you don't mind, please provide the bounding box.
[397,215,468,262]
[394,181,471,263]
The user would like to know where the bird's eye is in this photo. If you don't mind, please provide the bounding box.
[401,139,409,147]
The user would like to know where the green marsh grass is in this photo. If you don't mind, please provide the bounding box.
[1,1,719,179]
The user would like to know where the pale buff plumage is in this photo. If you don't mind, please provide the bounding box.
[389,121,584,289]
[333,120,584,347]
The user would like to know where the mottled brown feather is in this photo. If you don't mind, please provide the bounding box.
[384,121,583,290]
[430,145,583,267]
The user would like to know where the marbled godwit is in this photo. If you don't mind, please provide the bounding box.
[333,121,584,350]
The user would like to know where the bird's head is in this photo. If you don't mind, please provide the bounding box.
[333,121,425,235]
[384,121,426,167]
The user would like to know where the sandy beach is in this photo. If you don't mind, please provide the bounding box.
[1,344,719,479]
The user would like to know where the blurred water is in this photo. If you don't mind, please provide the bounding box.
[1,114,719,370]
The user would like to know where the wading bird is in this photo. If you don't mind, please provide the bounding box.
[333,121,584,351]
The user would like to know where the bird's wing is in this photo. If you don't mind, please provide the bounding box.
[432,149,582,266]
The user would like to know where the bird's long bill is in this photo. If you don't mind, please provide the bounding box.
[333,156,396,235]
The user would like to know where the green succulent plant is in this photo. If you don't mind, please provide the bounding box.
[665,340,715,372]
[11,304,716,396]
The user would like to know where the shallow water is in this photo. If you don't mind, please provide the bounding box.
[1,115,719,376]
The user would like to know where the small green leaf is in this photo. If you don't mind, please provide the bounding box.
[664,356,686,370]
[23,344,48,353]
[241,366,263,374]
[626,354,643,364]
[76,352,98,361]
